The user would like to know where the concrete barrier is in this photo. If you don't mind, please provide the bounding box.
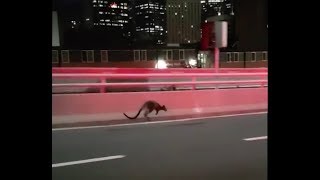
[52,88,267,125]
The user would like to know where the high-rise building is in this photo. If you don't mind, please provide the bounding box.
[201,0,234,21]
[166,0,201,44]
[86,0,133,38]
[134,0,166,45]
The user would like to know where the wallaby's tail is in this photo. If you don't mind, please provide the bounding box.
[123,108,143,119]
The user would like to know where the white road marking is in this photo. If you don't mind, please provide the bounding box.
[243,136,267,141]
[52,111,267,131]
[52,155,126,168]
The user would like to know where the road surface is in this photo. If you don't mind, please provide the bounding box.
[52,113,267,180]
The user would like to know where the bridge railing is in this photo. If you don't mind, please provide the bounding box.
[52,72,268,94]
[52,67,268,74]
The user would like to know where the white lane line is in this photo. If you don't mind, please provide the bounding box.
[52,155,126,168]
[243,136,267,141]
[52,111,267,131]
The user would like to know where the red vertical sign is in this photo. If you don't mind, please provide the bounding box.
[200,22,214,50]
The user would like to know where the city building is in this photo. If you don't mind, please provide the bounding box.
[134,0,166,45]
[166,0,201,44]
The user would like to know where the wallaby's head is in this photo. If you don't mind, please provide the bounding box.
[162,105,167,111]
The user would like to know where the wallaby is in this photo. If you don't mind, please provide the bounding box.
[123,100,167,121]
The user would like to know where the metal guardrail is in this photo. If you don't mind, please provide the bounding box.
[52,72,268,94]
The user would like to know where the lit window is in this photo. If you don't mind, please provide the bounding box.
[93,0,96,2]
[86,18,90,21]
[181,15,184,18]
[175,12,177,15]
[93,5,97,7]
[110,2,117,8]
[106,19,110,22]
[107,23,111,26]
[145,16,149,18]
[100,19,104,22]
[191,25,193,28]
[99,4,103,7]
[99,12,103,14]
[188,40,191,43]
[160,33,163,35]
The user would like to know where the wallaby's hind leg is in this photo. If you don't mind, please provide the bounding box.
[144,110,151,121]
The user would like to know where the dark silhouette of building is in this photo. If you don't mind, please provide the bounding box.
[234,0,267,51]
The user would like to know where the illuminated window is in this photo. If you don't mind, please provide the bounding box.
[93,0,96,2]
[93,5,97,7]
[175,12,177,15]
[105,19,110,22]
[145,16,149,18]
[99,4,103,7]
[99,11,103,14]
[100,19,104,22]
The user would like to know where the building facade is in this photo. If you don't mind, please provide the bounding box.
[134,0,166,45]
[166,0,201,44]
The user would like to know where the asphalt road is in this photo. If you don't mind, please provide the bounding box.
[52,113,267,180]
